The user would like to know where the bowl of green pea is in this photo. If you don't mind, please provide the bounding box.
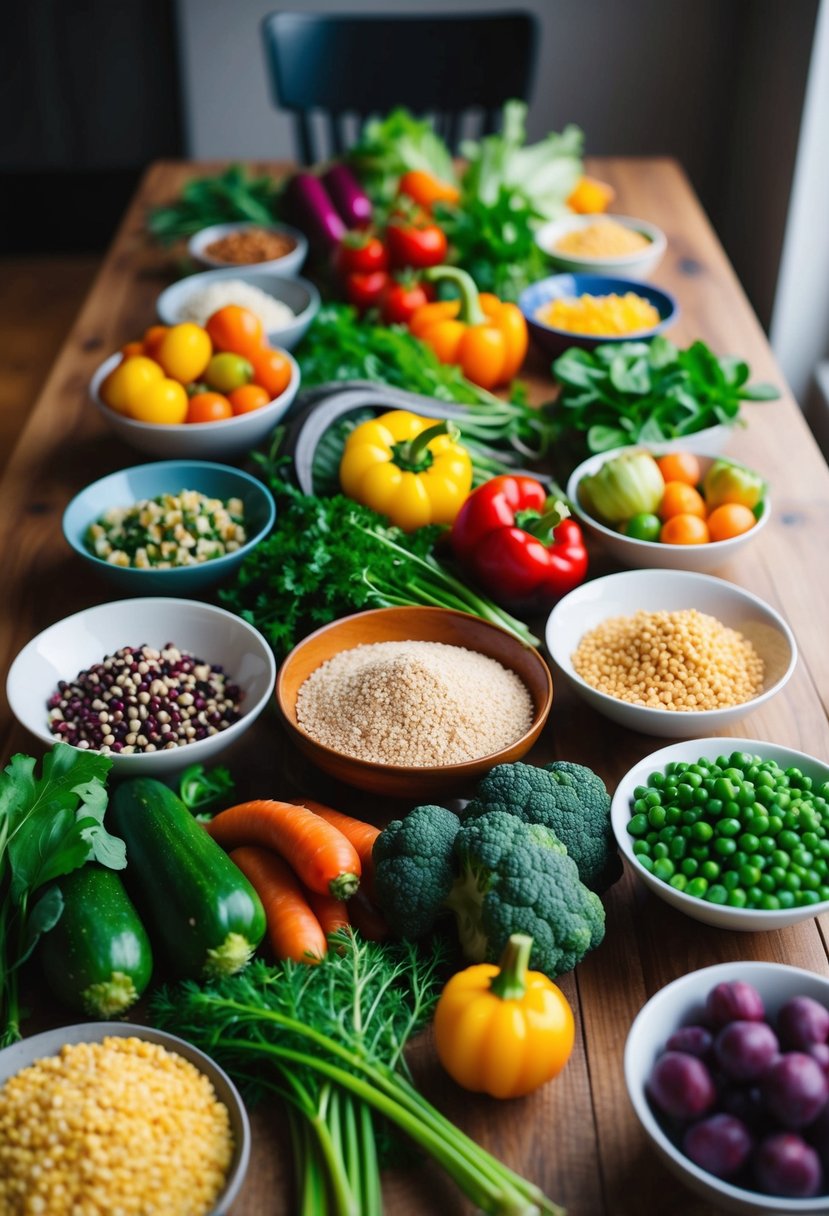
[611,739,829,930]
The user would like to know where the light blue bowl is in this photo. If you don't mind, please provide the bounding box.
[63,460,275,593]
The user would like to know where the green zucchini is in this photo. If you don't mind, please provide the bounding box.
[109,777,266,979]
[39,866,153,1018]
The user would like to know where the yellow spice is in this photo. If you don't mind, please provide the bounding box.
[0,1036,233,1216]
[554,221,651,258]
[536,291,660,336]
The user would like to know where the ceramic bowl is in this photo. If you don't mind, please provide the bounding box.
[90,350,300,460]
[545,569,796,737]
[0,1021,250,1216]
[62,460,275,593]
[156,268,320,350]
[566,448,770,573]
[625,961,829,1213]
[188,220,307,276]
[519,273,678,359]
[536,214,667,279]
[275,606,553,799]
[611,737,829,930]
[6,597,276,776]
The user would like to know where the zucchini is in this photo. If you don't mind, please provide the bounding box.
[109,777,266,979]
[39,866,153,1018]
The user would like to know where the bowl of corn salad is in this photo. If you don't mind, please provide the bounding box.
[0,1023,250,1216]
[519,273,678,358]
[62,460,276,592]
[536,214,667,279]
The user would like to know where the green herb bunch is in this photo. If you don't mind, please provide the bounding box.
[147,165,282,245]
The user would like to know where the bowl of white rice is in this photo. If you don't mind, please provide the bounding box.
[156,268,320,350]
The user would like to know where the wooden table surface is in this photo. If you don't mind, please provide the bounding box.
[2,158,829,1216]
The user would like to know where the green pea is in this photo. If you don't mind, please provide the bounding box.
[638,854,655,873]
[677,786,694,808]
[700,860,721,881]
[692,787,709,807]
[653,858,675,881]
[758,836,776,855]
[759,893,781,911]
[758,874,776,893]
[669,837,687,860]
[646,832,659,846]
[628,814,649,837]
[799,890,821,905]
[777,889,796,908]
[706,799,724,817]
[705,885,729,905]
[645,790,662,807]
[666,807,682,825]
[691,821,714,843]
[634,785,650,801]
[737,786,756,808]
[779,830,799,850]
[784,872,802,892]
[739,833,760,854]
[669,874,688,892]
[649,771,666,788]
[793,848,815,867]
[686,877,709,899]
[768,866,787,886]
[714,837,738,857]
[717,818,742,838]
[714,777,736,802]
[740,864,762,887]
[659,825,678,842]
[768,815,784,834]
[722,871,741,891]
[648,806,667,829]
[727,889,748,907]
[691,845,711,862]
[653,843,669,860]
[772,849,790,868]
[682,808,701,826]
[681,858,699,877]
[684,772,703,789]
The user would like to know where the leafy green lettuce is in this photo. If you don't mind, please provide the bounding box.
[348,109,457,203]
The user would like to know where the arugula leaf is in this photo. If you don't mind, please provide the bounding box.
[17,885,64,967]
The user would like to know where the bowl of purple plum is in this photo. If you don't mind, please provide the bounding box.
[625,962,829,1214]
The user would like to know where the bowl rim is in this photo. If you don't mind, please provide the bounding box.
[545,568,797,726]
[566,446,771,556]
[536,213,667,266]
[0,1019,251,1216]
[610,736,829,925]
[61,459,276,576]
[518,272,678,341]
[624,960,829,1211]
[156,268,321,331]
[90,350,299,434]
[275,605,553,776]
[187,219,308,269]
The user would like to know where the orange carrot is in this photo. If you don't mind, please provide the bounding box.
[207,800,361,899]
[229,846,327,964]
[290,799,380,900]
[306,887,351,940]
[348,891,390,943]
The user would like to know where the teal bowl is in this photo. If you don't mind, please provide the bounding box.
[63,460,275,593]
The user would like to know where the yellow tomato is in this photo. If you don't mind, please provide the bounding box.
[128,377,189,425]
[156,323,212,383]
[100,356,164,415]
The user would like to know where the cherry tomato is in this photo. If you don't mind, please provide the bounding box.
[100,356,163,416]
[386,218,448,269]
[659,481,707,521]
[707,503,757,542]
[334,232,388,277]
[186,392,233,424]
[142,325,169,360]
[228,384,271,415]
[344,269,390,311]
[120,340,144,359]
[660,514,710,545]
[206,305,264,357]
[205,352,253,393]
[156,323,212,383]
[656,452,702,486]
[128,378,189,425]
[623,513,662,542]
[398,169,460,210]
[381,277,431,325]
[248,347,292,399]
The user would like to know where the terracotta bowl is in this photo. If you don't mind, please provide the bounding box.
[275,606,553,799]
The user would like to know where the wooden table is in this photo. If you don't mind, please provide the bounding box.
[2,158,829,1216]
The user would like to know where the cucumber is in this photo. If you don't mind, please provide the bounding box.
[110,777,266,979]
[39,866,153,1018]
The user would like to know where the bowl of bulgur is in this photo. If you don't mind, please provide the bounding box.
[188,220,307,276]
[545,570,796,738]
[0,1022,250,1216]
[275,606,553,798]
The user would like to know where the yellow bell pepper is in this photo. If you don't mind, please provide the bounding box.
[339,409,473,532]
[433,934,575,1099]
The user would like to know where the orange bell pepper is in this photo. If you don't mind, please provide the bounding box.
[409,266,528,390]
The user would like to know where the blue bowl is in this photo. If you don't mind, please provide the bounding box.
[519,273,678,359]
[63,460,275,593]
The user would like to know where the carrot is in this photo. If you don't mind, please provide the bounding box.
[229,846,327,964]
[306,887,351,940]
[290,799,380,900]
[207,800,361,899]
[348,891,390,943]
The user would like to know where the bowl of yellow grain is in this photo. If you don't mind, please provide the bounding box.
[0,1023,250,1216]
[536,214,666,279]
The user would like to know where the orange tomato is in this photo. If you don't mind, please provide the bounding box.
[206,305,264,357]
[660,514,710,545]
[228,384,271,415]
[186,392,233,424]
[659,481,707,521]
[248,347,292,399]
[120,340,144,358]
[398,169,460,209]
[656,452,701,487]
[707,503,757,542]
[143,325,169,360]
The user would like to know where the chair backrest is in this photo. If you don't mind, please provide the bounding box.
[261,10,538,164]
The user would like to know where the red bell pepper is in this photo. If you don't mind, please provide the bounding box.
[450,475,588,607]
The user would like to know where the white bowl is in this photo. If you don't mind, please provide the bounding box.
[90,350,300,460]
[566,448,770,573]
[6,597,276,776]
[188,220,307,276]
[611,737,829,930]
[156,267,320,350]
[625,962,829,1213]
[536,213,667,279]
[0,1021,250,1216]
[545,570,796,737]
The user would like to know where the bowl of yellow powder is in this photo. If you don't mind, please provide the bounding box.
[275,606,553,798]
[536,214,666,279]
[545,569,796,738]
[519,273,678,358]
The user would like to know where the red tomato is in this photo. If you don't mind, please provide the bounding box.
[186,392,233,424]
[386,219,448,269]
[345,270,390,311]
[334,233,388,277]
[381,277,431,325]
[228,384,271,415]
[248,348,292,399]
[205,306,264,357]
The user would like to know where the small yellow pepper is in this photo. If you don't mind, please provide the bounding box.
[339,409,473,532]
[433,934,575,1099]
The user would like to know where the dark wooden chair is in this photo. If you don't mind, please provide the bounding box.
[260,10,538,165]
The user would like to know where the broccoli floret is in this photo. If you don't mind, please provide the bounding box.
[463,760,622,893]
[447,812,605,977]
[372,804,460,939]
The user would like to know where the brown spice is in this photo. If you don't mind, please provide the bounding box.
[204,227,296,264]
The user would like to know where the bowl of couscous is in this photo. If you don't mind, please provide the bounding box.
[536,214,667,279]
[519,273,678,358]
[545,569,796,738]
[0,1022,250,1216]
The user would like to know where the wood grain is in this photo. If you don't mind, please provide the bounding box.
[1,158,828,1216]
